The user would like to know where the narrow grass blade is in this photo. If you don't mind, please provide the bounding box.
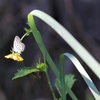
[28,14,78,100]
[59,54,78,100]
[27,14,59,79]
[59,55,66,100]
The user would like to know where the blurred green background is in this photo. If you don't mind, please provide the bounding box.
[0,0,100,100]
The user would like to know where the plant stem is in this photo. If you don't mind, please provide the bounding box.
[21,33,27,41]
[45,71,57,100]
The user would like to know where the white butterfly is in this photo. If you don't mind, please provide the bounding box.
[12,36,25,54]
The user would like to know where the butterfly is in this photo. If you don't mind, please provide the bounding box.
[13,36,25,54]
[5,36,25,61]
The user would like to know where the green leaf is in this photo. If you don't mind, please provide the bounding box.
[59,98,62,100]
[12,67,40,80]
[55,74,76,96]
[65,74,76,89]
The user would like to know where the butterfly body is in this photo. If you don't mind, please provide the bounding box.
[13,36,25,54]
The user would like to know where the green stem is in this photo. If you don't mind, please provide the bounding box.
[45,71,57,100]
[21,33,27,41]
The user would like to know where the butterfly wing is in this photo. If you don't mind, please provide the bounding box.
[13,36,25,54]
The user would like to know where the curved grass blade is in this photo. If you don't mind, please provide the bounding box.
[29,10,100,79]
[63,53,100,100]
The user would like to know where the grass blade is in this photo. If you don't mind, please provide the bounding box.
[59,55,66,100]
[63,53,100,100]
[29,10,100,79]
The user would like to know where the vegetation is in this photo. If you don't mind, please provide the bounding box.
[5,10,100,100]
